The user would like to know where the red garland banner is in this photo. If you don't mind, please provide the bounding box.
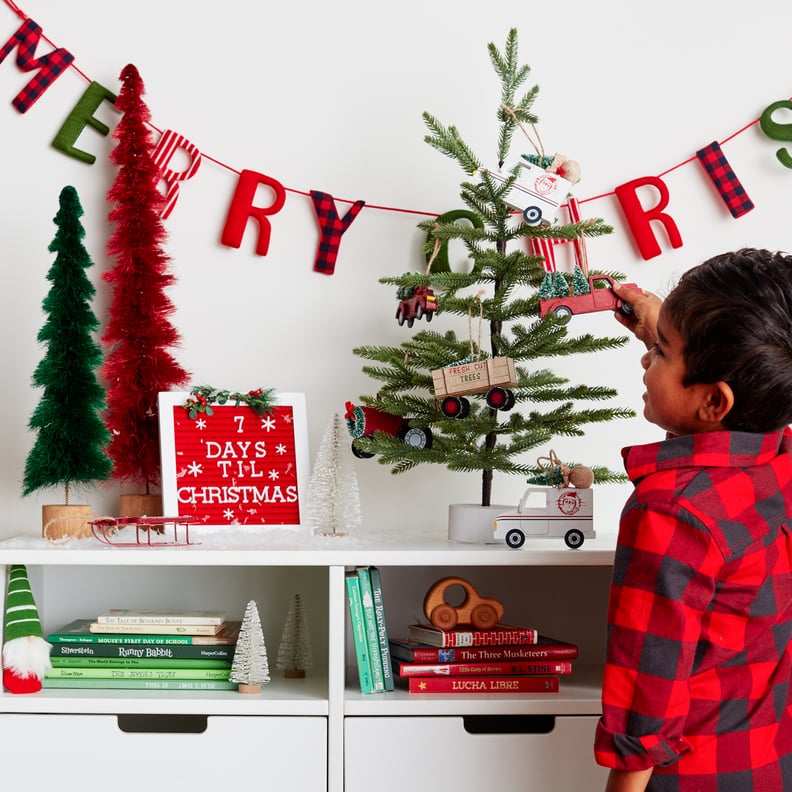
[2,0,792,271]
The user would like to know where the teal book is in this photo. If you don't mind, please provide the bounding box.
[345,572,374,694]
[368,566,394,691]
[356,567,385,692]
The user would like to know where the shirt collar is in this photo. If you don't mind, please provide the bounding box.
[622,428,792,484]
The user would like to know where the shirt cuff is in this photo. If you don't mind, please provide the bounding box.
[594,718,691,770]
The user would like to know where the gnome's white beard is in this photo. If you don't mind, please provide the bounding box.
[2,635,52,677]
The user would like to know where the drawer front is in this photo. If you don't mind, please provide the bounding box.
[0,714,327,788]
[345,715,608,790]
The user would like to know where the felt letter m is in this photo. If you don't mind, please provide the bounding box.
[0,19,74,113]
[311,191,365,275]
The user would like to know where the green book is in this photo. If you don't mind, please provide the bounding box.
[42,677,237,691]
[45,667,231,680]
[47,619,240,646]
[49,641,235,661]
[368,566,394,691]
[356,567,385,692]
[345,572,373,694]
[50,656,231,670]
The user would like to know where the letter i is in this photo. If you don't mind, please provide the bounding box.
[696,141,754,218]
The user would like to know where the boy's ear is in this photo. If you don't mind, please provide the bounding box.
[698,381,734,425]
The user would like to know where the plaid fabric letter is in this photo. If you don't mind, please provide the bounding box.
[696,141,754,218]
[310,191,365,275]
[0,19,74,113]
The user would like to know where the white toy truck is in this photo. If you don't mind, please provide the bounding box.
[493,486,595,549]
[476,159,575,226]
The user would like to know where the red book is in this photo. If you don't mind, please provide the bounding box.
[407,674,559,694]
[389,635,578,663]
[407,623,538,648]
[393,659,572,677]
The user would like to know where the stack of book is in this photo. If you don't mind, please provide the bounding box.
[389,623,579,694]
[43,610,241,691]
[345,566,394,694]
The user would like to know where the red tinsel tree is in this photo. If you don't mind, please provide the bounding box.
[102,63,189,493]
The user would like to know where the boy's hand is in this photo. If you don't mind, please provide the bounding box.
[612,282,661,349]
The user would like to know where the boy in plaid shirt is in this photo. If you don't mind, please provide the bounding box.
[594,249,792,791]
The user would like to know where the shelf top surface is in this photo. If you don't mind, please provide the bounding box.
[0,527,616,566]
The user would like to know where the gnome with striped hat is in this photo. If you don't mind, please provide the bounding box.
[2,565,51,693]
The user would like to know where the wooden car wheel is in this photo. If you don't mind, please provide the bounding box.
[429,603,458,630]
[470,603,499,630]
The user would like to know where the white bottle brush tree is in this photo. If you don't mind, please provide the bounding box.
[352,29,633,507]
[276,593,313,678]
[230,600,270,693]
[307,413,362,536]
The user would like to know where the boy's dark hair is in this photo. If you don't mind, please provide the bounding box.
[664,248,792,433]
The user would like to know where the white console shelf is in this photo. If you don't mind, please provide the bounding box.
[0,532,616,790]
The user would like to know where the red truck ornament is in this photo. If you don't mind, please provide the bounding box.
[344,401,432,458]
[539,274,637,320]
[396,286,437,328]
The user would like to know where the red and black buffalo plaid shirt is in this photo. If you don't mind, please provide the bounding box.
[595,429,792,791]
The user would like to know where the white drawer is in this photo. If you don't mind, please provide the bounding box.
[345,715,608,790]
[0,714,326,788]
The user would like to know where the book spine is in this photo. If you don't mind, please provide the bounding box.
[89,622,220,636]
[346,573,374,694]
[51,657,231,669]
[391,644,577,663]
[408,626,538,647]
[394,660,573,677]
[41,677,237,691]
[45,667,231,680]
[48,632,197,645]
[96,611,225,626]
[356,567,385,692]
[407,675,560,694]
[49,643,235,660]
[368,566,394,691]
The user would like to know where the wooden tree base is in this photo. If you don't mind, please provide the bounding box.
[284,668,306,679]
[118,494,163,518]
[42,504,93,540]
[237,683,261,694]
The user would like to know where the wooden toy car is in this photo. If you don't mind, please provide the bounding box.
[423,576,504,630]
[344,401,432,458]
[431,356,517,418]
[396,286,437,327]
[493,487,595,549]
[539,274,637,319]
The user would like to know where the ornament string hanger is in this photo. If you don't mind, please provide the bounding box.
[499,102,545,162]
[468,290,486,361]
[424,228,441,276]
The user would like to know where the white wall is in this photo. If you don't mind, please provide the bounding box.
[1,0,791,541]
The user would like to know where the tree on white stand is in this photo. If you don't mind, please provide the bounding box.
[230,600,270,694]
[307,412,362,536]
[276,593,313,678]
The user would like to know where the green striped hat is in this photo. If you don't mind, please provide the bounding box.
[4,565,43,642]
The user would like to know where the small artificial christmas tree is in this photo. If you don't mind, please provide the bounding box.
[352,29,633,507]
[102,63,189,509]
[23,186,112,537]
[230,600,270,694]
[276,593,313,678]
[307,413,362,536]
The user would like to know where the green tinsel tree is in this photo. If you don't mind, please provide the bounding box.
[352,29,634,507]
[23,186,112,499]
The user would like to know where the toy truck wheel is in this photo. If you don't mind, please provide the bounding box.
[415,304,424,320]
[398,424,433,450]
[553,305,572,319]
[486,387,515,411]
[351,437,376,459]
[470,603,500,630]
[523,205,542,225]
[396,308,406,326]
[429,603,458,630]
[441,396,470,419]
[505,528,525,549]
[564,529,585,549]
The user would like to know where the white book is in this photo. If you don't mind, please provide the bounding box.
[95,609,227,626]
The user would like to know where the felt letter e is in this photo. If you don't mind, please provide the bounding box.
[221,169,286,256]
[614,176,683,260]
